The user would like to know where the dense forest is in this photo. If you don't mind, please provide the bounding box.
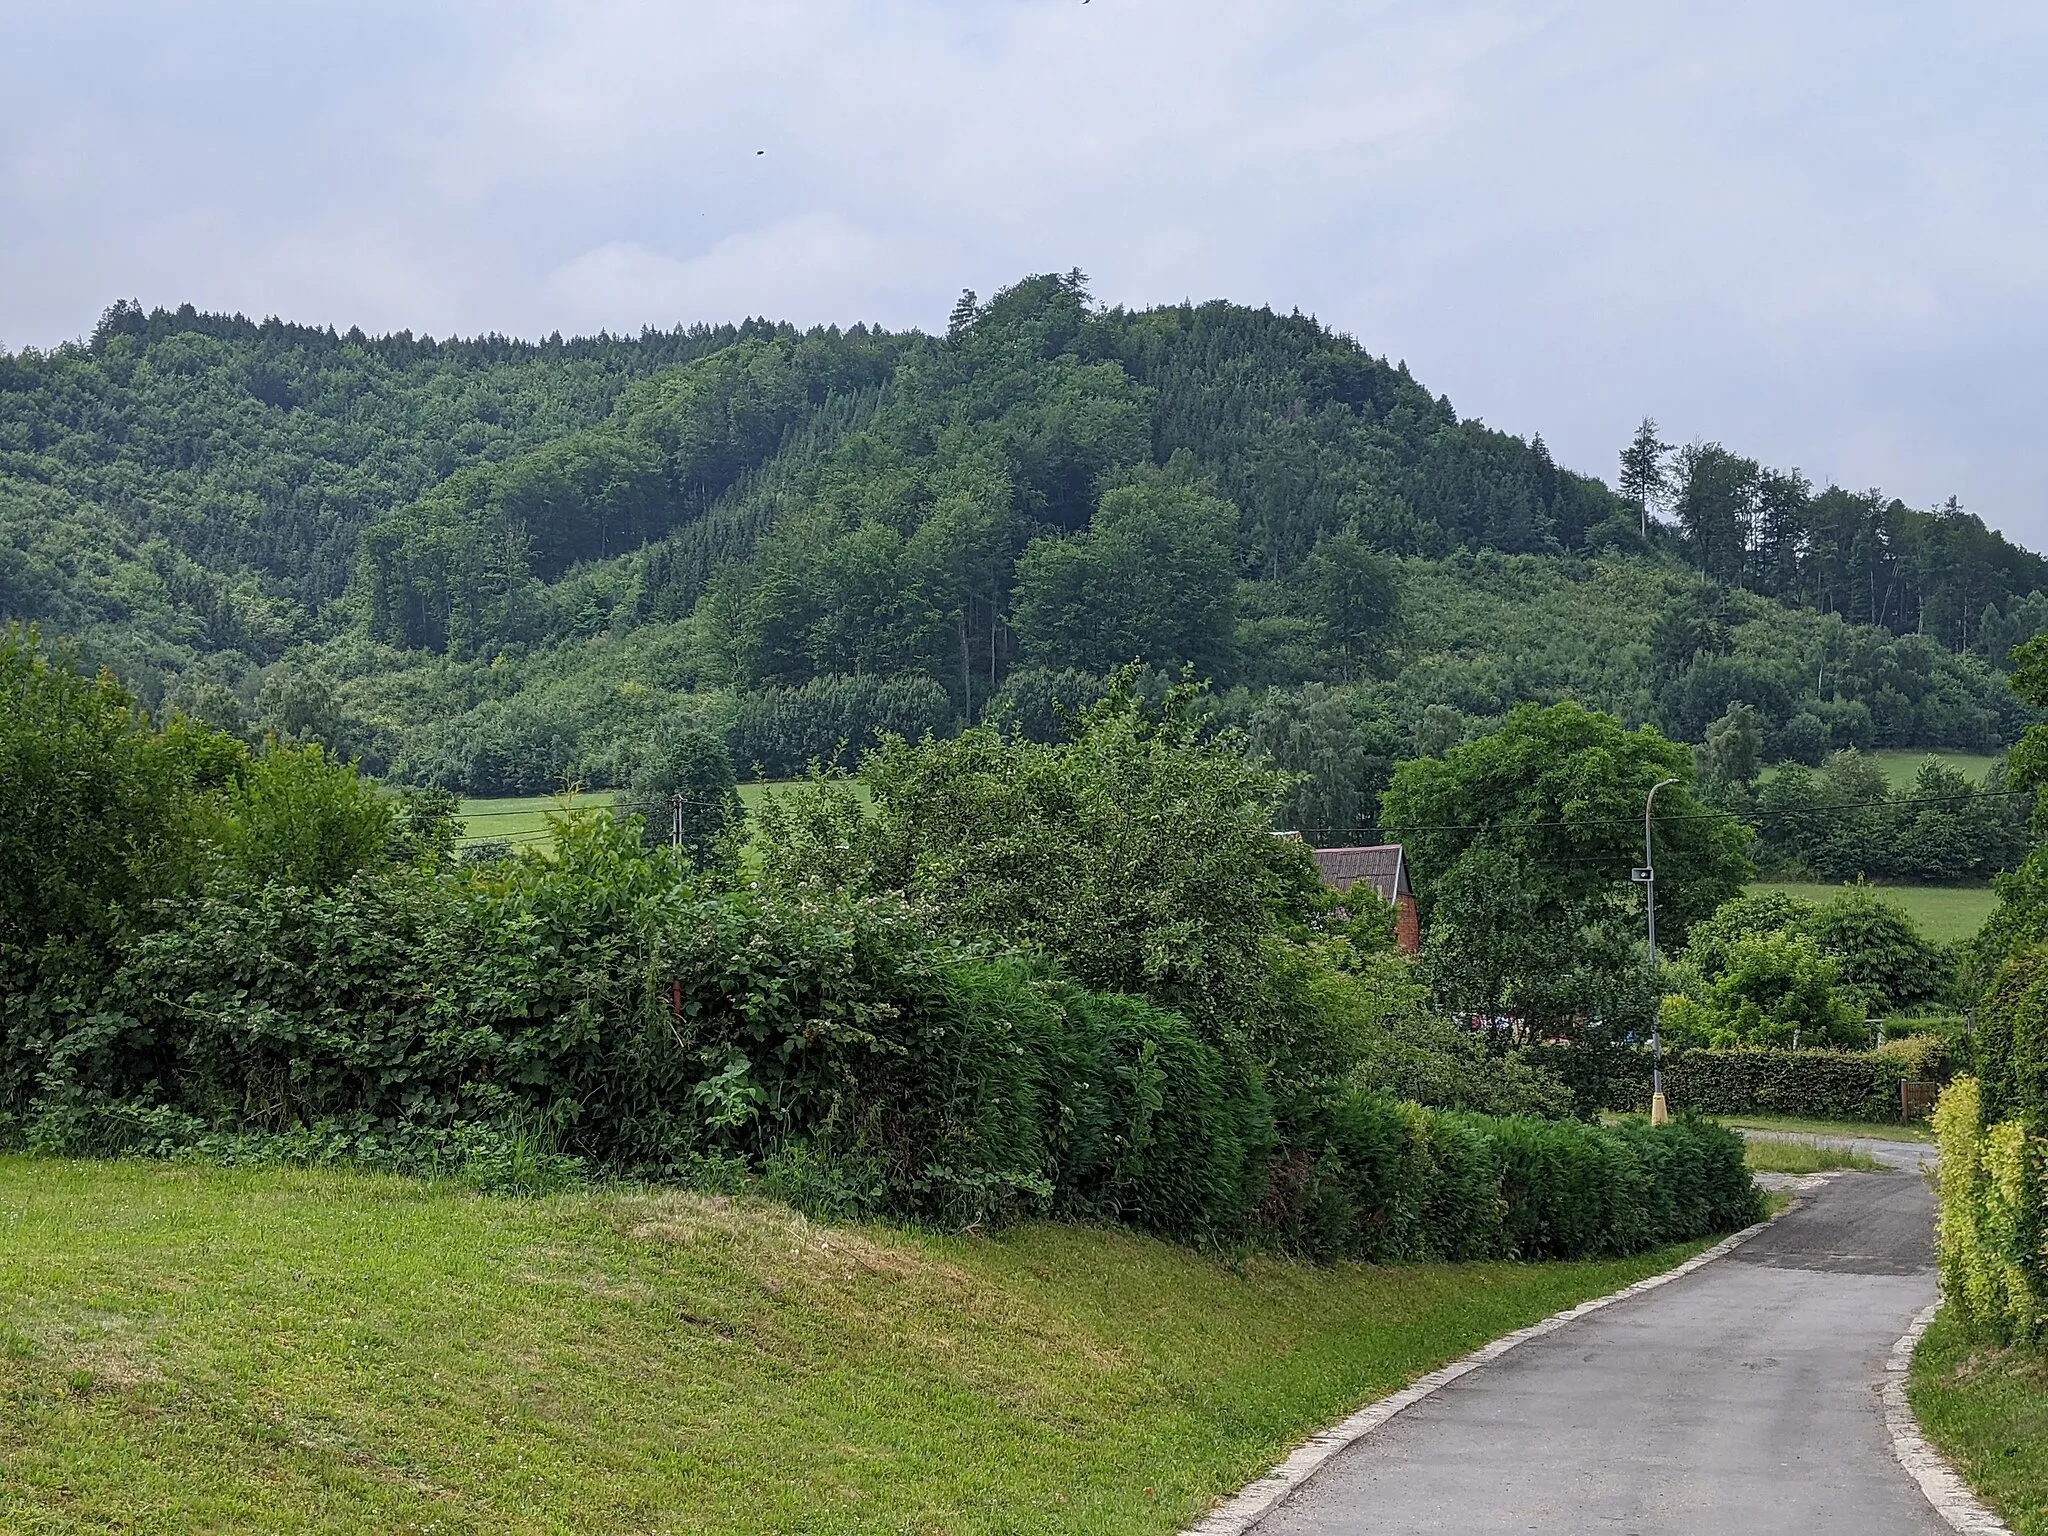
[4,272,2045,821]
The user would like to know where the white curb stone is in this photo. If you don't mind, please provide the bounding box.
[1884,1301,2012,1535]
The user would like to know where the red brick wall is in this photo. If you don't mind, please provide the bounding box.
[1396,896,1421,954]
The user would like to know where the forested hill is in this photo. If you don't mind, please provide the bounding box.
[4,272,2045,804]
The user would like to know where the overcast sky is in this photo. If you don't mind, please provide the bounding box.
[5,1,2046,542]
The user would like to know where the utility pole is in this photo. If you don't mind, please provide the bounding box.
[671,792,684,851]
[1641,777,1679,1125]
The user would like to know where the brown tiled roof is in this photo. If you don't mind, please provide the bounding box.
[1312,844,1410,903]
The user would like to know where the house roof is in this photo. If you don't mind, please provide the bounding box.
[1312,844,1411,904]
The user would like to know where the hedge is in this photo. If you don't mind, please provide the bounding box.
[1536,1044,1917,1122]
[1934,1078,2047,1344]
[2,913,1761,1263]
[1977,941,2048,1126]
[1935,943,2048,1343]
[1267,1093,1760,1264]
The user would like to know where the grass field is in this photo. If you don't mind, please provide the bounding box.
[456,791,616,853]
[459,781,862,855]
[1861,749,2001,789]
[0,1158,1715,1535]
[1748,881,1997,944]
[1910,1310,2048,1536]
[1759,749,2002,790]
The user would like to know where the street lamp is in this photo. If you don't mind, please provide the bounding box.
[1641,777,1679,1126]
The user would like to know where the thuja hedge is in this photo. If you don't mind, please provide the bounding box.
[0,817,1759,1259]
[1290,1101,1761,1263]
[1547,1044,1917,1122]
[1933,1078,2046,1343]
[1935,943,2048,1343]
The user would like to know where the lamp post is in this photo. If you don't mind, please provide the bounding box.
[1643,777,1679,1126]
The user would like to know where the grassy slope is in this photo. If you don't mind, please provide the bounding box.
[1758,750,2003,790]
[0,1158,1713,1535]
[1748,881,1996,944]
[1910,1310,2048,1536]
[458,791,617,851]
[460,782,866,855]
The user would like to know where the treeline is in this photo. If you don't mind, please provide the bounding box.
[1640,424,2048,655]
[2,632,1759,1261]
[6,274,2048,802]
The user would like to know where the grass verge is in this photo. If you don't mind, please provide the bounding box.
[0,1156,1718,1535]
[1741,1137,1886,1174]
[1909,1308,2048,1536]
[1710,1113,1932,1143]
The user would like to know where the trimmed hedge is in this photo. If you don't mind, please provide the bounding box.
[1937,942,2048,1343]
[1278,1095,1761,1264]
[1539,1044,1914,1122]
[1934,1077,2047,1344]
[1978,942,2048,1127]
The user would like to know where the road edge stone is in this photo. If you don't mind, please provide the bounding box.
[1180,1176,1826,1536]
[1884,1301,2013,1535]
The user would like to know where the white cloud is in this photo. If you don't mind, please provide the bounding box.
[547,217,898,332]
[2,0,2046,539]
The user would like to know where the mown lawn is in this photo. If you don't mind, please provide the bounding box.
[1910,1308,2048,1536]
[0,1157,1712,1535]
[1748,881,1996,944]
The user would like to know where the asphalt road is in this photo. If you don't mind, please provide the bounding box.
[1254,1171,1947,1535]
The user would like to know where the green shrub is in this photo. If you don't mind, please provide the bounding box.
[1876,1033,1954,1084]
[1039,982,1273,1242]
[208,741,394,893]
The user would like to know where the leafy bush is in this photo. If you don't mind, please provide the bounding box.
[1330,954,1575,1118]
[1876,1033,1954,1084]
[0,627,224,950]
[209,741,395,893]
[1681,887,1955,1020]
[755,671,1334,1050]
[1661,930,1863,1049]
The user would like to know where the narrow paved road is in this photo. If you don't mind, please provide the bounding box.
[1256,1171,1946,1535]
